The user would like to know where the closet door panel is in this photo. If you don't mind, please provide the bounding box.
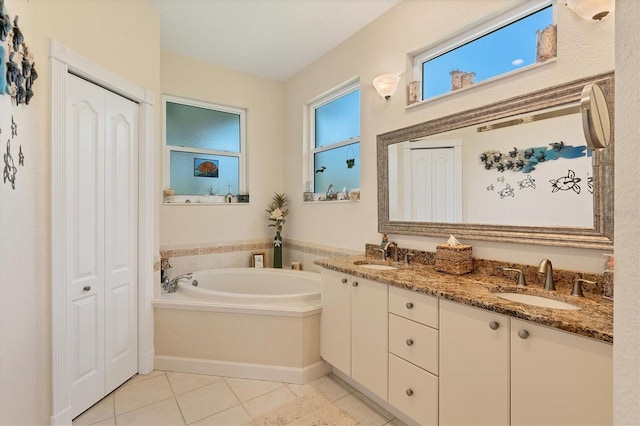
[67,75,106,416]
[104,92,139,393]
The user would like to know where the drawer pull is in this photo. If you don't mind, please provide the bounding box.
[406,338,414,346]
[406,388,414,396]
[406,302,414,309]
[341,278,348,284]
[489,321,500,330]
[352,282,358,287]
[83,286,91,292]
[518,329,530,339]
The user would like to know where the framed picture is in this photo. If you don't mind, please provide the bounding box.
[251,252,265,268]
[194,158,219,178]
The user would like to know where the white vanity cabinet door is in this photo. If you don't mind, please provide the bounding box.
[439,299,509,426]
[351,276,388,400]
[320,269,351,375]
[511,319,613,426]
[389,353,438,426]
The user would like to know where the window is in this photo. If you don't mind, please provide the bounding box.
[164,96,246,197]
[413,0,555,102]
[309,82,360,198]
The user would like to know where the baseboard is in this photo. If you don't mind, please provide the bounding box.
[50,406,73,425]
[154,355,331,384]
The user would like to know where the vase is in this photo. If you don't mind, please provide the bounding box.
[273,231,283,268]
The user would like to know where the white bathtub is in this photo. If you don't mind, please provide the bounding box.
[153,268,329,384]
[178,268,321,306]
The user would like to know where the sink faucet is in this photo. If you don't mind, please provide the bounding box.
[162,273,193,293]
[538,259,555,290]
[381,241,398,262]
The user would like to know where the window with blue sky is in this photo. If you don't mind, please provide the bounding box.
[418,2,554,101]
[310,83,360,196]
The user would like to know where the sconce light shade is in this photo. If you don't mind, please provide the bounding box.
[565,0,615,21]
[373,74,400,100]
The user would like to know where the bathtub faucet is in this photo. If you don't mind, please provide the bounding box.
[162,273,193,293]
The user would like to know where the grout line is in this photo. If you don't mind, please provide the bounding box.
[163,371,188,426]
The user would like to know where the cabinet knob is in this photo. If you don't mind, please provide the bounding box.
[518,329,530,339]
[406,389,414,396]
[489,321,500,330]
[83,286,91,292]
[406,338,414,346]
[406,302,414,309]
[352,282,358,287]
[341,278,348,284]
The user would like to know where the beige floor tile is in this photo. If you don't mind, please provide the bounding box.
[116,398,184,426]
[167,371,222,395]
[327,373,357,393]
[287,375,352,401]
[389,417,408,426]
[334,394,389,426]
[353,391,395,420]
[114,374,174,415]
[242,387,298,418]
[122,369,166,387]
[175,381,240,424]
[189,404,251,426]
[72,393,114,425]
[89,418,115,426]
[224,377,285,402]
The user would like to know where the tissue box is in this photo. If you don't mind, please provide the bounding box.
[435,244,473,275]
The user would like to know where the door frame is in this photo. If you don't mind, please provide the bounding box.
[49,39,155,425]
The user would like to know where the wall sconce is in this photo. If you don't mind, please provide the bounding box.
[373,74,400,100]
[565,0,615,21]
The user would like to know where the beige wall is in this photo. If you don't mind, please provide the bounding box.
[283,0,615,273]
[160,52,285,246]
[0,1,160,424]
[614,0,640,423]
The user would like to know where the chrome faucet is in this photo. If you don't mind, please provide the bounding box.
[538,259,555,290]
[162,273,193,293]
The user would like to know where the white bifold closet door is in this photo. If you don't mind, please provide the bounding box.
[66,74,139,418]
[409,147,456,222]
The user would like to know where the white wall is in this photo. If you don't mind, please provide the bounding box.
[0,1,160,424]
[614,0,640,423]
[283,0,615,273]
[159,52,284,247]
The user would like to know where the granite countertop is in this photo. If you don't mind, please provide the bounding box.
[315,255,613,344]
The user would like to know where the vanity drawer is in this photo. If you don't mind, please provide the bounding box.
[389,353,438,426]
[389,313,438,374]
[389,286,438,328]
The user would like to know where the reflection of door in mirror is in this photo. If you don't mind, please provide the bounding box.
[389,139,462,222]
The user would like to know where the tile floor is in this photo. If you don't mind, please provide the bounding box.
[72,370,407,426]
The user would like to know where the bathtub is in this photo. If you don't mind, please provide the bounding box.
[153,268,329,384]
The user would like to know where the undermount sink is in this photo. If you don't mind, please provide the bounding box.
[495,292,580,310]
[353,261,398,271]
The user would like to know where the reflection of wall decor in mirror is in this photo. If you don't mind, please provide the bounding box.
[378,72,613,249]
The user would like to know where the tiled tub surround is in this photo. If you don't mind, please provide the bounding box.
[160,239,360,277]
[318,246,613,343]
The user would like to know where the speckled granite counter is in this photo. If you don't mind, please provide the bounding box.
[315,255,613,343]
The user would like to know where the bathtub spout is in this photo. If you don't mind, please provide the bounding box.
[162,273,193,293]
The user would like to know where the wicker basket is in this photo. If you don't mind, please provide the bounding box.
[435,244,473,275]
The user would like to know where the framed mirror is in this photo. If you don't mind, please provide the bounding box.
[378,72,613,249]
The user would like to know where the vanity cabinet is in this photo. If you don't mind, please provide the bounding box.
[320,269,388,400]
[388,286,439,425]
[440,299,613,426]
[510,318,613,426]
[439,299,509,425]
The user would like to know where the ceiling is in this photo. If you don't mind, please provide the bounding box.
[148,0,401,82]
